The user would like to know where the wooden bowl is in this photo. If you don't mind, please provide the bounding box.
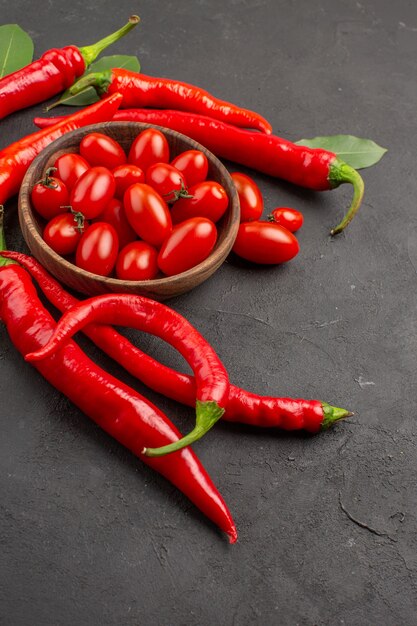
[19,122,240,300]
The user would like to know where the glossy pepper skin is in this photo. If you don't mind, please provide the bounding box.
[26,294,231,458]
[0,93,123,206]
[88,110,363,235]
[0,17,139,120]
[8,252,351,433]
[0,258,237,543]
[69,68,272,134]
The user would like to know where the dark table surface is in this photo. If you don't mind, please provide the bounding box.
[1,1,416,625]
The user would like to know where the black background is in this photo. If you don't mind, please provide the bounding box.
[1,1,416,625]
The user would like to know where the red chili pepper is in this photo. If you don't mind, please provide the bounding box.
[67,68,272,134]
[0,217,236,543]
[6,252,351,433]
[35,109,363,235]
[118,110,363,234]
[26,294,231,458]
[0,93,123,207]
[0,17,139,120]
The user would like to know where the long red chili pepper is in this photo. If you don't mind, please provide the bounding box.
[0,217,236,542]
[33,109,364,234]
[26,294,231,457]
[2,251,351,433]
[0,17,139,120]
[26,294,351,449]
[67,68,272,134]
[0,93,123,207]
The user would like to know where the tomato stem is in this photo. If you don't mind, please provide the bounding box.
[70,209,86,232]
[35,167,58,189]
[164,182,194,203]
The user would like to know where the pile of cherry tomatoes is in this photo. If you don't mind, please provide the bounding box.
[31,128,302,280]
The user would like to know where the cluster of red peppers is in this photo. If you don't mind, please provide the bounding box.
[0,17,359,542]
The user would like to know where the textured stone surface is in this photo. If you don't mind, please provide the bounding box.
[1,1,416,624]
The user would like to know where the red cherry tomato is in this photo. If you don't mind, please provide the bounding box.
[171,150,208,187]
[158,217,217,276]
[231,172,263,222]
[268,207,304,232]
[116,241,159,281]
[70,166,115,219]
[80,132,127,169]
[53,153,90,190]
[232,221,299,265]
[43,212,87,256]
[124,183,172,248]
[170,181,228,224]
[146,162,188,203]
[31,168,69,220]
[128,129,170,171]
[75,222,119,276]
[93,198,137,249]
[113,164,145,199]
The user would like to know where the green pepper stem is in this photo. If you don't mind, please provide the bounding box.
[143,400,225,457]
[328,158,365,236]
[69,71,112,97]
[0,206,16,267]
[321,402,353,430]
[79,16,140,67]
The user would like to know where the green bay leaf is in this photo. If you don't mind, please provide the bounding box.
[295,134,387,169]
[0,24,34,78]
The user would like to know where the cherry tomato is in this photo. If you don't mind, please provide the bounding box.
[232,221,299,265]
[124,184,172,248]
[146,162,188,203]
[158,217,217,276]
[53,153,90,190]
[128,128,170,171]
[80,132,127,169]
[31,168,69,220]
[113,164,145,199]
[268,207,304,232]
[93,198,137,249]
[116,241,159,281]
[170,181,228,224]
[231,172,263,222]
[43,212,87,256]
[70,166,115,219]
[75,222,119,276]
[171,150,208,187]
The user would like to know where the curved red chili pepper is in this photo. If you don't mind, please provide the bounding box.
[0,93,123,206]
[13,253,350,433]
[2,251,350,432]
[26,294,230,457]
[0,17,139,120]
[0,244,236,543]
[68,68,272,134]
[33,109,364,234]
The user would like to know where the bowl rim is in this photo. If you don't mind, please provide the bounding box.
[19,121,240,290]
